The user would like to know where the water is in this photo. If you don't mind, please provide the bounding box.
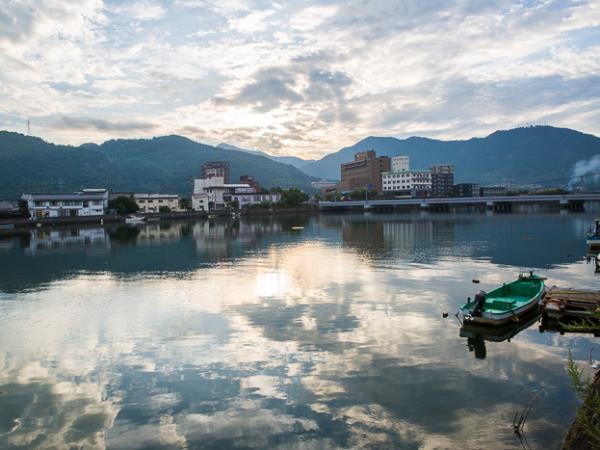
[0,212,598,449]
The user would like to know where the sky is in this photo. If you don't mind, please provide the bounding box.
[0,0,599,159]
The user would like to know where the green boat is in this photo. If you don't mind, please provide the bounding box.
[459,272,545,325]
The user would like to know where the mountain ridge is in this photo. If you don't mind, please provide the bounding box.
[301,126,600,185]
[0,131,318,199]
[217,142,315,170]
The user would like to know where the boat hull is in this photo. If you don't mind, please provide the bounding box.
[460,290,543,326]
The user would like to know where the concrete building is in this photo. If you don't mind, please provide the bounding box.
[340,150,390,192]
[480,186,507,197]
[21,189,109,219]
[391,156,409,172]
[431,164,454,198]
[202,161,230,183]
[239,175,261,192]
[192,176,283,211]
[108,192,134,201]
[311,180,337,190]
[134,194,181,213]
[453,183,480,197]
[192,192,209,212]
[231,193,282,208]
[382,170,432,194]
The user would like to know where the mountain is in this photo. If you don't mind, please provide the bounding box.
[302,126,600,186]
[0,132,318,199]
[217,143,315,171]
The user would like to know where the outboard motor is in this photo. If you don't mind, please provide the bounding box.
[472,290,486,317]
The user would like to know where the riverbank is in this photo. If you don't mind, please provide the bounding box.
[0,207,319,235]
[562,370,600,450]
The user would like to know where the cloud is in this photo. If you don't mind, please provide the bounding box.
[220,67,303,112]
[53,116,157,132]
[1,0,600,157]
[117,1,166,21]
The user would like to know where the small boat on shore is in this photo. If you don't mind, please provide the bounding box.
[459,272,545,325]
[125,215,145,224]
[587,219,600,246]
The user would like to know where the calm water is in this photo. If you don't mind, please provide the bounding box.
[0,212,599,449]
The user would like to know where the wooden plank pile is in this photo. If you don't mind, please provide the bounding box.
[540,288,600,320]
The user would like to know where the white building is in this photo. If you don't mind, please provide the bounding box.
[381,170,432,192]
[310,180,337,190]
[391,156,410,172]
[192,192,210,212]
[230,193,282,208]
[134,193,181,213]
[192,176,282,211]
[21,189,109,219]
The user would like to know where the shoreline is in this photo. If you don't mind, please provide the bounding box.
[0,208,319,235]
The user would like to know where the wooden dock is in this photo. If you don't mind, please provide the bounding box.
[540,288,600,321]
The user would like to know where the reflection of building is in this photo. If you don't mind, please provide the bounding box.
[26,227,109,255]
[431,165,454,198]
[137,223,184,244]
[134,194,180,213]
[454,183,480,197]
[202,161,230,183]
[340,150,390,191]
[22,189,109,219]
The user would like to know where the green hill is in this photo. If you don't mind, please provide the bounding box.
[302,126,600,186]
[0,132,318,199]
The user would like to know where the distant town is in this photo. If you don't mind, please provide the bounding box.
[0,149,593,222]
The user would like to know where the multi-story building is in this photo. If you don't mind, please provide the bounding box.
[202,161,230,183]
[21,189,109,219]
[134,194,181,213]
[453,183,480,198]
[230,193,282,208]
[340,150,390,191]
[391,156,409,172]
[431,164,454,198]
[311,180,337,190]
[480,186,507,197]
[239,175,261,193]
[381,170,432,194]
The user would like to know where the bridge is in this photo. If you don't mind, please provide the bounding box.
[319,193,600,212]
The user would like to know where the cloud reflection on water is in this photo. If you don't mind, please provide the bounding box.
[0,213,597,448]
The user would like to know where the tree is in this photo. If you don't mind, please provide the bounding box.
[18,199,29,218]
[108,196,139,214]
[279,188,308,208]
[179,198,192,210]
[159,206,171,213]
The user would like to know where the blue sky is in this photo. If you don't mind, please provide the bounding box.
[0,0,599,158]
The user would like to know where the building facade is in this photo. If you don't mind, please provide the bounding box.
[202,161,230,183]
[134,194,180,213]
[340,150,390,192]
[231,193,282,208]
[381,170,432,195]
[453,183,480,197]
[239,175,261,192]
[22,189,109,219]
[480,186,507,197]
[391,156,409,172]
[431,164,454,198]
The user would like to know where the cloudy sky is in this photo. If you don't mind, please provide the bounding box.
[1,0,599,159]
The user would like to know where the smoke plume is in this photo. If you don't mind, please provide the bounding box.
[569,154,600,189]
